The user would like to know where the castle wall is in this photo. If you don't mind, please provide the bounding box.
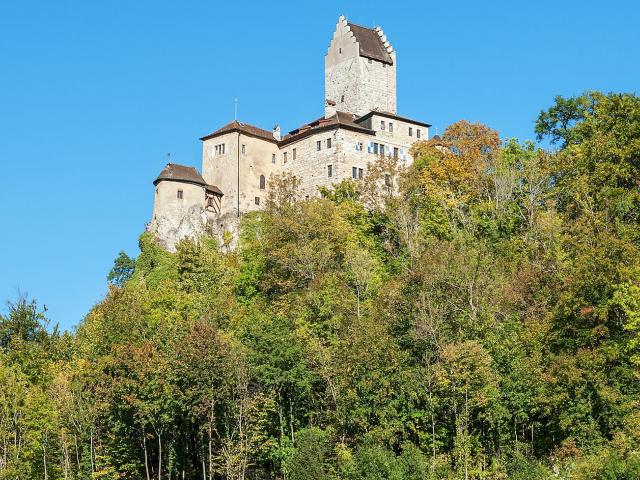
[356,53,397,115]
[202,132,239,219]
[359,113,429,164]
[152,180,205,224]
[237,134,280,212]
[203,132,280,217]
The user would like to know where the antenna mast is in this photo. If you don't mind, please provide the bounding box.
[234,98,238,120]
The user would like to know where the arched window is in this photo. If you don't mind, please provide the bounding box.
[259,175,266,190]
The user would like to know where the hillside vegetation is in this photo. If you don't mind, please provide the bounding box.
[2,92,640,479]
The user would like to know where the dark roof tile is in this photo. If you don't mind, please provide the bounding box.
[348,23,393,65]
[200,120,277,143]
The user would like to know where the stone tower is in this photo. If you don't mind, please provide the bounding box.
[324,15,397,118]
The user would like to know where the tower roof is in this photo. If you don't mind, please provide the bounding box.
[153,163,223,195]
[347,22,393,65]
[200,120,277,143]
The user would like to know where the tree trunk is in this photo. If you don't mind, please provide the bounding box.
[157,434,162,480]
[143,433,151,480]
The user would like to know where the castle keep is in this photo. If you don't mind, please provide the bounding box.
[149,16,431,250]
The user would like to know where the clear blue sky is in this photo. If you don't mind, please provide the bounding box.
[1,0,638,331]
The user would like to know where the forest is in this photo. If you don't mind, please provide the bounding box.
[1,91,639,479]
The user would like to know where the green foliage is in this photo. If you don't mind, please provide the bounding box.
[3,92,640,479]
[107,251,135,287]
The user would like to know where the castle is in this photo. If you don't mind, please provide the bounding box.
[149,15,431,250]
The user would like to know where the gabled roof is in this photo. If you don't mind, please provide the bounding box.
[348,22,393,65]
[153,163,223,196]
[200,120,277,143]
[280,111,374,146]
[355,110,432,128]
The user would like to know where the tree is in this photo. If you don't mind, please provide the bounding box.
[107,251,135,287]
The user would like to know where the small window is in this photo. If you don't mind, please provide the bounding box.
[241,144,246,154]
[316,140,321,151]
[381,120,385,131]
[272,153,276,164]
[417,129,421,139]
[328,164,333,178]
[368,58,372,64]
[339,47,342,54]
[380,144,385,156]
[373,143,379,155]
[293,148,297,160]
[327,138,332,149]
[341,95,344,103]
[284,152,288,163]
[356,142,363,151]
[393,147,399,159]
[255,196,260,205]
[385,174,392,187]
[389,122,394,133]
[259,175,266,190]
[352,166,357,179]
[409,127,413,137]
[358,168,364,180]
[177,189,183,199]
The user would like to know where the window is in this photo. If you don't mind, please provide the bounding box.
[293,148,297,160]
[341,95,344,103]
[417,129,421,139]
[255,196,260,205]
[394,147,399,159]
[177,189,183,199]
[380,144,385,156]
[385,174,392,187]
[327,164,333,178]
[272,153,276,164]
[352,166,358,179]
[356,142,363,151]
[358,168,364,180]
[368,58,372,64]
[373,143,379,155]
[409,127,413,137]
[381,120,385,131]
[284,152,288,163]
[316,140,321,151]
[327,138,332,149]
[389,122,394,133]
[339,47,342,54]
[259,175,266,190]
[214,143,226,155]
[241,144,246,154]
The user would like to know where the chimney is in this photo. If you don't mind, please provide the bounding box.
[272,124,281,141]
